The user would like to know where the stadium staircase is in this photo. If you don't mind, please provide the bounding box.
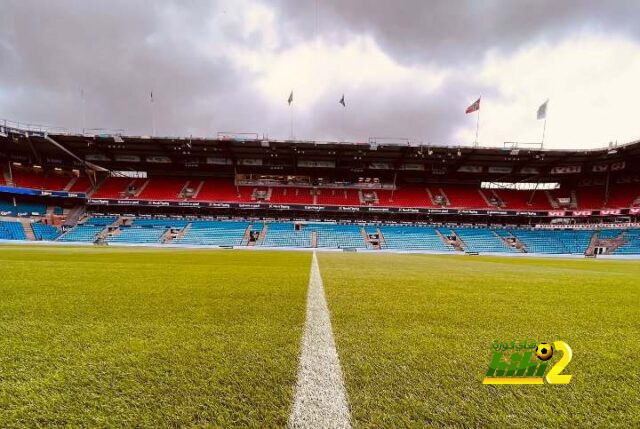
[360,226,374,249]
[496,230,526,252]
[545,191,560,209]
[132,179,150,198]
[19,220,35,240]
[87,176,108,197]
[160,228,175,244]
[62,205,85,228]
[376,228,386,249]
[586,230,628,255]
[569,190,578,209]
[478,189,493,207]
[190,180,205,199]
[485,190,504,207]
[585,232,600,256]
[449,230,470,253]
[438,188,451,206]
[241,225,253,245]
[178,181,192,199]
[64,176,78,191]
[435,229,463,251]
[256,224,268,245]
[173,223,192,241]
[311,231,318,247]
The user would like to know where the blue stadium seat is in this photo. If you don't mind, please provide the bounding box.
[0,220,27,240]
[107,226,167,244]
[454,228,517,253]
[31,223,61,240]
[379,225,454,252]
[260,223,313,248]
[174,221,250,246]
[57,225,104,242]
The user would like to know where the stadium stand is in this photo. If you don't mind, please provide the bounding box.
[31,223,61,240]
[0,220,27,240]
[260,222,313,248]
[612,230,640,254]
[598,229,624,239]
[493,190,551,210]
[108,226,167,244]
[605,183,639,208]
[194,180,249,202]
[453,228,516,253]
[174,221,250,246]
[86,216,118,226]
[308,223,366,248]
[376,187,433,207]
[380,225,454,252]
[137,178,187,200]
[69,176,93,193]
[133,217,189,228]
[446,187,491,208]
[510,229,594,254]
[92,178,144,198]
[316,189,360,205]
[269,187,314,204]
[57,225,104,242]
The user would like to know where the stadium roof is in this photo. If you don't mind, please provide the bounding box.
[1,122,639,181]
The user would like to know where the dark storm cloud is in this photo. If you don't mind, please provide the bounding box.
[271,0,640,66]
[1,1,639,143]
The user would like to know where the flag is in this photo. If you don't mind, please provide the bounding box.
[537,99,548,120]
[288,90,293,105]
[339,94,345,107]
[465,97,480,114]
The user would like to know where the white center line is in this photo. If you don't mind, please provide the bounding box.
[288,252,351,429]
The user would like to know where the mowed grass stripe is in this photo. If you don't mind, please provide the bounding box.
[319,253,640,428]
[0,247,311,427]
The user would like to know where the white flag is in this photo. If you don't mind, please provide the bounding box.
[537,99,548,120]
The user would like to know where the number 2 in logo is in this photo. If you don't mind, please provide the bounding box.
[546,341,572,384]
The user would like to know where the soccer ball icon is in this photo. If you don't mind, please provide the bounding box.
[536,343,553,361]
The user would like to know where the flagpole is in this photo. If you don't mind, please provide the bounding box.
[80,89,86,134]
[475,108,480,147]
[342,106,346,142]
[541,118,547,149]
[290,104,294,140]
[151,91,156,137]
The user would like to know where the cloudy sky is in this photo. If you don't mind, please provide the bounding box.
[2,0,640,149]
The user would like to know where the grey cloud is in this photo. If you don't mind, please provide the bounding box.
[270,0,640,66]
[1,1,638,145]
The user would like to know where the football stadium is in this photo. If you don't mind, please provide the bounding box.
[2,1,640,428]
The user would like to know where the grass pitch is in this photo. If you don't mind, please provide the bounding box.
[319,253,640,427]
[0,246,310,427]
[1,246,638,427]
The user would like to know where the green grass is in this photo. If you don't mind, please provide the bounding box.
[2,246,638,427]
[0,246,311,427]
[319,253,640,427]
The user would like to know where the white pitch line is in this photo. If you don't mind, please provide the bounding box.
[288,252,351,429]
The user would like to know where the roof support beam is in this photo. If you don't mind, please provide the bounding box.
[44,134,109,172]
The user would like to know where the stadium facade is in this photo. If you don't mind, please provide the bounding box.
[1,120,640,255]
